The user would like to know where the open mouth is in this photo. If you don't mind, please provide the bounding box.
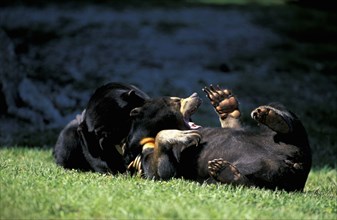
[181,93,202,130]
[187,121,201,130]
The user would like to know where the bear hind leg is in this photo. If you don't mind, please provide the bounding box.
[251,105,291,134]
[208,158,250,186]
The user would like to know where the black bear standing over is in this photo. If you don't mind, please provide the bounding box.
[53,82,149,173]
[126,85,312,192]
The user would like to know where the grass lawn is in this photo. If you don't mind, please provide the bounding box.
[0,147,336,219]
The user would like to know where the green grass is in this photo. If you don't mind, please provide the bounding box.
[1,147,336,219]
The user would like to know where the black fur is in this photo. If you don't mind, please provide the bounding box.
[132,96,312,192]
[124,93,201,166]
[53,82,149,173]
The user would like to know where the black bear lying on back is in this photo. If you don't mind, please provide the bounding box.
[125,85,312,192]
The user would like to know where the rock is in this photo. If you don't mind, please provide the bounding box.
[0,29,64,129]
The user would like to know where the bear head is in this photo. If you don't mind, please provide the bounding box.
[83,82,150,147]
[124,92,202,165]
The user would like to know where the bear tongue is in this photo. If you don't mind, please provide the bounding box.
[188,121,202,130]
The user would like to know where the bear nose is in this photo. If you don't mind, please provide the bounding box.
[189,92,198,98]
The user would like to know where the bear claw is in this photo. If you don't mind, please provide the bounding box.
[203,85,240,120]
[208,158,243,184]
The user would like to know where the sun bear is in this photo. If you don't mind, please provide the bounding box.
[53,82,149,173]
[125,85,312,192]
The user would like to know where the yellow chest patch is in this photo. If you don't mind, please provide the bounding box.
[140,137,155,150]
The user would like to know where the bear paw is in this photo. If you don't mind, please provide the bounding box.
[251,106,290,133]
[203,85,240,120]
[208,158,245,185]
[156,129,201,150]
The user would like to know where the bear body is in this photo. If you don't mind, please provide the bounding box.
[128,86,312,192]
[53,111,91,170]
[178,125,311,191]
[53,82,149,173]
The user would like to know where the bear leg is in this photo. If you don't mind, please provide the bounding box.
[208,158,249,186]
[203,85,241,129]
[251,105,291,133]
[155,129,201,162]
[140,130,201,180]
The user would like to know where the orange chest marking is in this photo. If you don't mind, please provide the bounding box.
[140,137,155,150]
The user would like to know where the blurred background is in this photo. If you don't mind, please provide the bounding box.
[0,0,336,168]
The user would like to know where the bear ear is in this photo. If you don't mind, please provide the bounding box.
[122,90,147,104]
[130,107,142,117]
[121,90,136,101]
